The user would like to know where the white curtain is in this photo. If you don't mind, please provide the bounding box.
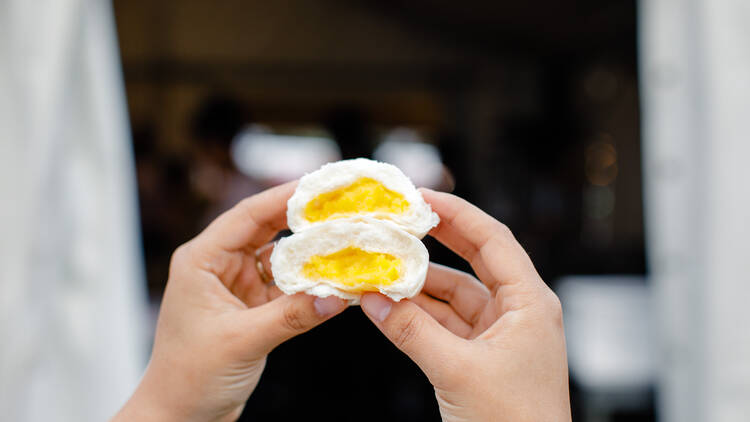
[639,1,750,421]
[0,1,147,420]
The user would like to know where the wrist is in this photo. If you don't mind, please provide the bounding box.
[435,389,571,422]
[112,386,178,422]
[111,366,187,422]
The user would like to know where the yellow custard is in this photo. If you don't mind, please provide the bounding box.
[304,177,409,222]
[302,247,402,290]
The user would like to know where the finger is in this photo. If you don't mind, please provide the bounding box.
[200,181,297,252]
[255,242,275,284]
[258,243,286,301]
[412,293,472,338]
[245,293,347,353]
[423,263,490,326]
[266,284,284,301]
[360,293,461,382]
[229,253,270,307]
[226,242,276,307]
[421,188,543,295]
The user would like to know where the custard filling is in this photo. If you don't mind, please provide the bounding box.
[304,177,409,222]
[302,247,402,290]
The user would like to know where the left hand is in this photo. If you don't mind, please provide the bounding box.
[113,181,347,422]
[360,189,570,421]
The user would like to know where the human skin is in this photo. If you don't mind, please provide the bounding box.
[112,181,347,422]
[114,184,570,422]
[360,188,571,422]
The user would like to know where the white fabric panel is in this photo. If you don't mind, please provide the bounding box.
[639,1,750,421]
[0,1,147,420]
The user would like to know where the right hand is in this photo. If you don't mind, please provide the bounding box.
[360,189,571,422]
[113,182,347,422]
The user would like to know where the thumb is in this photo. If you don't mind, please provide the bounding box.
[245,293,347,353]
[361,293,460,379]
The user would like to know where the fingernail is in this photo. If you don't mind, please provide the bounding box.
[361,294,392,323]
[314,296,346,317]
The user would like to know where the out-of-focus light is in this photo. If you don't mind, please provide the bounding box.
[585,138,618,186]
[231,127,341,183]
[558,276,655,391]
[373,128,443,189]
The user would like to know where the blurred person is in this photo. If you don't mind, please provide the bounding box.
[640,1,750,420]
[0,1,147,420]
[133,123,200,297]
[189,94,264,227]
[113,182,571,422]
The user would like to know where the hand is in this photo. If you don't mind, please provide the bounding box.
[360,189,571,422]
[113,182,347,422]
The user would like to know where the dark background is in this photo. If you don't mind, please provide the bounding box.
[114,1,647,420]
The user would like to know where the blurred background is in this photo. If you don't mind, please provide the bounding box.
[1,0,748,421]
[120,1,644,420]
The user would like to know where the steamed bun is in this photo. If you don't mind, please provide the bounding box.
[270,218,429,304]
[286,158,439,238]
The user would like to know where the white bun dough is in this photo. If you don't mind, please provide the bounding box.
[286,158,439,239]
[270,218,429,304]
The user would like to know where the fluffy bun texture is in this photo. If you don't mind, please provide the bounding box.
[270,218,429,304]
[286,158,439,238]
